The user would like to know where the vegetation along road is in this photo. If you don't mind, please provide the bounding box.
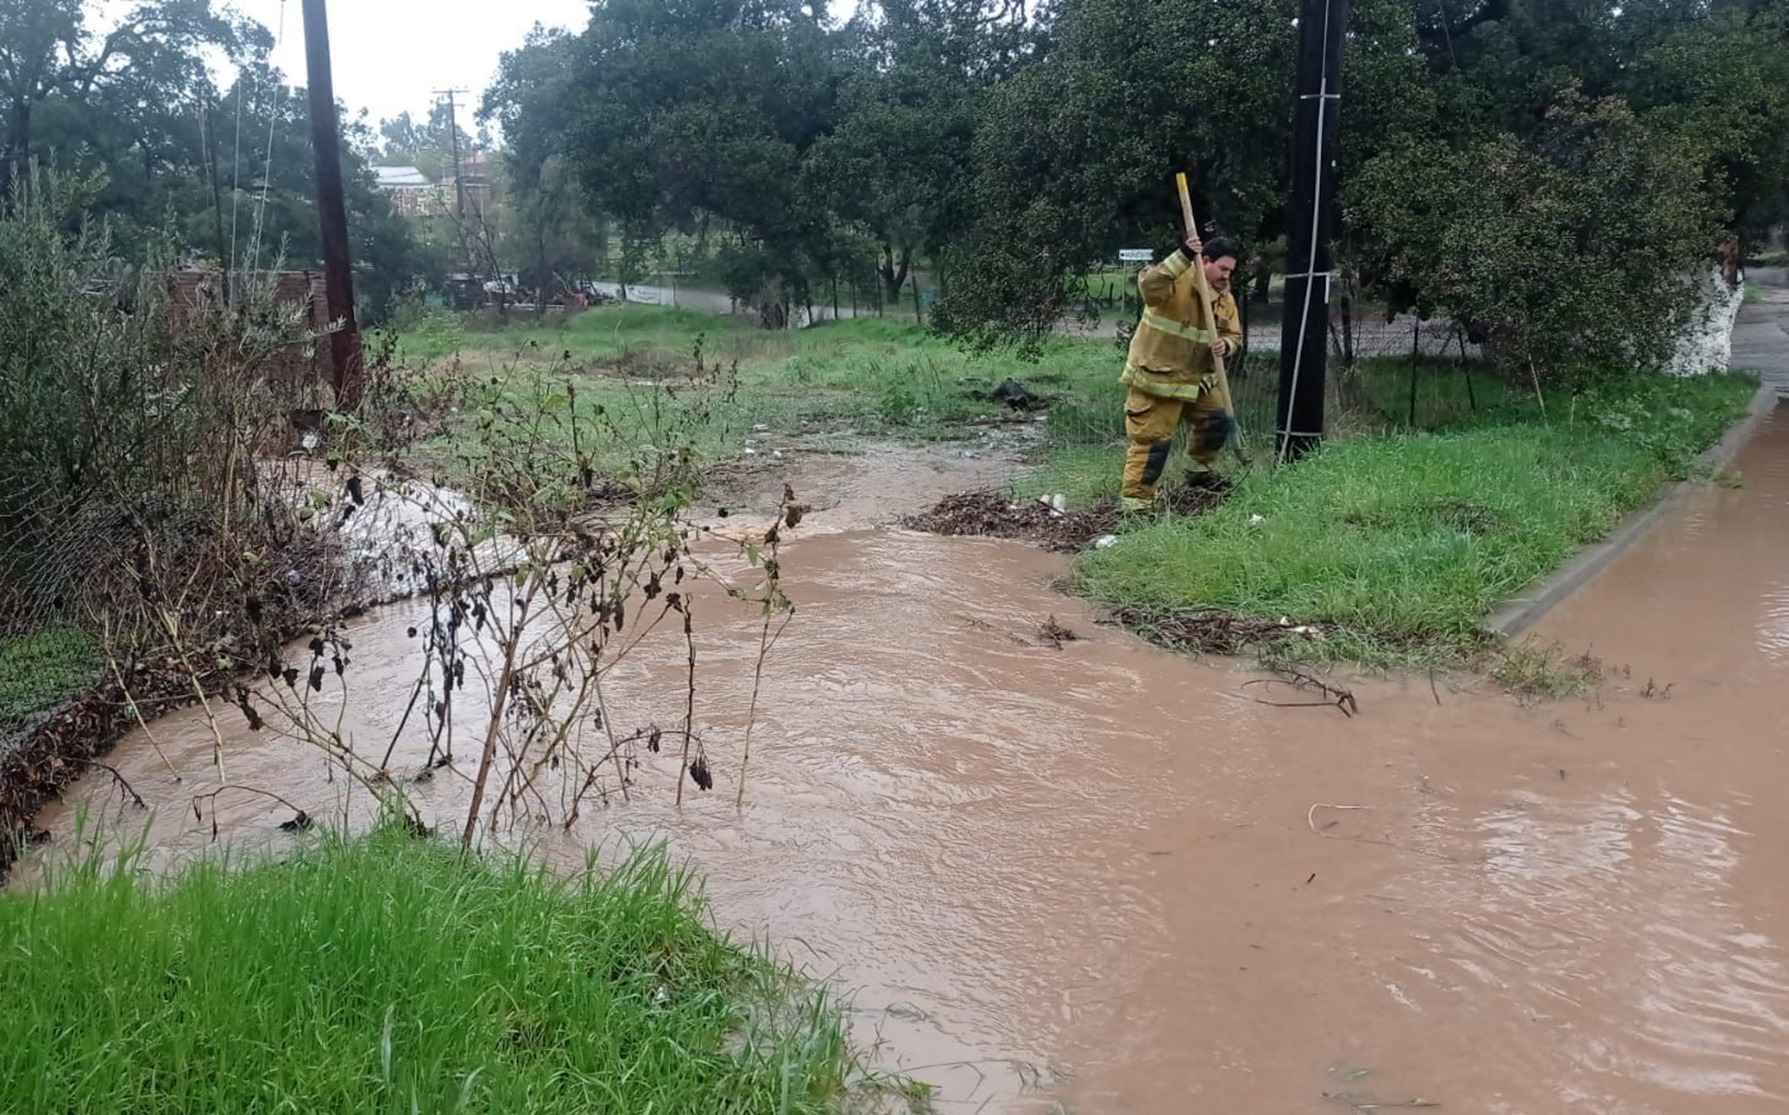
[3,0,1788,1112]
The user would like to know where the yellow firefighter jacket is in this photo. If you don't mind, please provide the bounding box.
[1121,248,1244,406]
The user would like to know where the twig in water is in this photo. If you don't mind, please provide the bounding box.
[1038,615,1078,649]
[1323,1096,1440,1111]
[1307,805,1462,865]
[379,670,428,772]
[79,760,146,809]
[100,633,178,777]
[675,596,699,806]
[734,484,798,809]
[736,607,792,809]
[1308,803,1370,832]
[191,785,310,840]
[1243,667,1360,716]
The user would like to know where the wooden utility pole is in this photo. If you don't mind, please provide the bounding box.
[433,87,471,217]
[1274,0,1349,464]
[201,97,228,269]
[301,0,363,410]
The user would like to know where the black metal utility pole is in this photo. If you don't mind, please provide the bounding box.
[301,0,363,410]
[1274,0,1349,464]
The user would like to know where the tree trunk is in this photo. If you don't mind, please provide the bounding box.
[879,244,912,303]
[1408,359,1419,427]
[203,98,228,266]
[1,98,33,209]
[536,226,548,317]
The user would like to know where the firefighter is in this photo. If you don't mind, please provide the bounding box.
[1119,234,1244,513]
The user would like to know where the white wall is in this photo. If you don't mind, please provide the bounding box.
[1665,265,1745,376]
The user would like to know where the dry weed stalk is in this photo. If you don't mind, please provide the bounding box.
[51,290,795,850]
[139,339,794,849]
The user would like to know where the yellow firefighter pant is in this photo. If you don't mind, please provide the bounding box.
[1120,385,1232,505]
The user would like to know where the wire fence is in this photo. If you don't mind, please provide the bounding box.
[1063,281,1493,451]
[0,486,130,642]
[1043,282,1509,492]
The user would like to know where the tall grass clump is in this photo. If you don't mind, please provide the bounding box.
[0,828,870,1114]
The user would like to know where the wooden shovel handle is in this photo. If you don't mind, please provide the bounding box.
[1175,172,1228,383]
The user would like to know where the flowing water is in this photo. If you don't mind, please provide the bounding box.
[22,412,1789,1113]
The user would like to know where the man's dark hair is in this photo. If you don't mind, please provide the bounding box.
[1203,236,1243,264]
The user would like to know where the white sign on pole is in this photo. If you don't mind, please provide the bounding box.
[1118,248,1153,262]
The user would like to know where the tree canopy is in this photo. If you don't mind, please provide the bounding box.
[480,0,1789,372]
[0,0,422,319]
[11,0,1789,360]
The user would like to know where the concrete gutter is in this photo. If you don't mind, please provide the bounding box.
[1485,383,1781,639]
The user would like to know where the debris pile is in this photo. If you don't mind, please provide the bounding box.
[904,478,1231,552]
[1107,606,1334,656]
[900,490,1118,551]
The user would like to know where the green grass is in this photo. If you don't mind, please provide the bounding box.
[393,307,1112,480]
[1073,370,1758,665]
[392,303,747,365]
[1019,354,1520,509]
[391,305,1758,671]
[0,827,883,1114]
[0,625,98,731]
[1491,638,1606,700]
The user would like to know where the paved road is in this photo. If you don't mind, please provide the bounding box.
[1735,267,1789,396]
[587,282,864,328]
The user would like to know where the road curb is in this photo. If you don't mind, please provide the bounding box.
[1484,383,1780,640]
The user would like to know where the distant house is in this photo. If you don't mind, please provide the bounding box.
[374,166,444,217]
[455,150,495,215]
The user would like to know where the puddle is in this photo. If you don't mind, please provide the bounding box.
[20,413,1789,1113]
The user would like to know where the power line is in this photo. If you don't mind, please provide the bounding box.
[248,0,289,276]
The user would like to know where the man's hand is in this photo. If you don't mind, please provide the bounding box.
[1209,337,1229,359]
[1184,235,1204,257]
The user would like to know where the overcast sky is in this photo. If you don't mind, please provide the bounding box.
[230,0,597,130]
[227,0,858,140]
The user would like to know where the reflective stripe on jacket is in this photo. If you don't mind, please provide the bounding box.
[1121,247,1243,404]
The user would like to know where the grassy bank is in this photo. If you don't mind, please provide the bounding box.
[1015,353,1519,507]
[391,305,1758,667]
[399,305,1097,430]
[0,829,881,1114]
[0,626,97,739]
[1072,371,1759,665]
[391,306,1105,482]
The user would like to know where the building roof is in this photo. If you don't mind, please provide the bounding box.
[374,165,433,188]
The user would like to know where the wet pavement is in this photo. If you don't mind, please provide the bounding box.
[1734,267,1789,397]
[18,406,1789,1112]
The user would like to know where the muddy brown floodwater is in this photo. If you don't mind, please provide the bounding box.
[22,414,1789,1113]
